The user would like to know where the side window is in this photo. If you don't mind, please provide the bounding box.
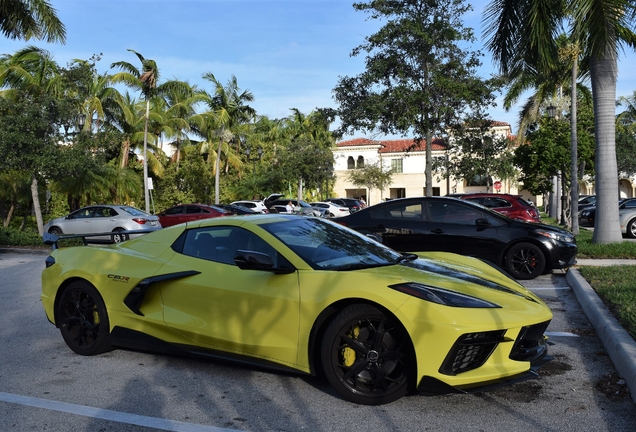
[186,206,203,214]
[347,157,355,169]
[165,206,184,215]
[427,201,483,225]
[485,198,511,208]
[386,203,423,220]
[181,226,279,266]
[73,208,94,219]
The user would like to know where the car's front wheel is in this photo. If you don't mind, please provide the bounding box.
[56,281,112,356]
[626,218,636,238]
[505,242,545,280]
[321,304,414,405]
[48,227,63,235]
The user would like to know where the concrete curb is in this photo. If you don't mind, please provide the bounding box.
[566,268,636,405]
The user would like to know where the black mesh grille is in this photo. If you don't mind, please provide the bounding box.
[509,320,551,362]
[440,330,507,376]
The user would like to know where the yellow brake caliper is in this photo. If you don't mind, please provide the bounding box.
[342,325,360,367]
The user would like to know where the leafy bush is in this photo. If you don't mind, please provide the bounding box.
[0,226,43,247]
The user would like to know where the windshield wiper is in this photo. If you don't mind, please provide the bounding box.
[394,253,418,264]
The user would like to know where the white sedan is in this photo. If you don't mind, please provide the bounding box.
[310,202,351,218]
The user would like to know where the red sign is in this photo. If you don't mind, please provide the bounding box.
[493,181,502,191]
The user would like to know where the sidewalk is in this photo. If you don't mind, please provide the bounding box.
[567,260,636,405]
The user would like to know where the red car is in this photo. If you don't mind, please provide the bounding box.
[452,193,541,223]
[157,204,234,228]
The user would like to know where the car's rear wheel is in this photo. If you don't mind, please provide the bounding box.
[626,218,636,238]
[48,227,63,235]
[56,281,112,356]
[111,228,128,243]
[321,304,413,405]
[505,242,545,280]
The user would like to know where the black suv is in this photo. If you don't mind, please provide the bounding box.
[325,198,366,213]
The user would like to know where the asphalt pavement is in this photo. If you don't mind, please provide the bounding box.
[570,259,636,405]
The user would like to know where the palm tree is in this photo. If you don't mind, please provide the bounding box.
[0,0,66,43]
[201,73,255,204]
[483,0,636,244]
[110,50,161,213]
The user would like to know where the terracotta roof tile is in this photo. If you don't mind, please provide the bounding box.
[336,137,447,152]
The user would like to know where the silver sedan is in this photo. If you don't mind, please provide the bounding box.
[620,208,636,238]
[43,205,161,243]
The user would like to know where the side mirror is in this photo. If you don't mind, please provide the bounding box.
[234,250,295,274]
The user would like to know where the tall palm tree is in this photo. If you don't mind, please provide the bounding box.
[201,73,255,204]
[110,50,161,213]
[0,0,66,43]
[483,0,636,244]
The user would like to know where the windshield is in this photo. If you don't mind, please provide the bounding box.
[261,217,401,270]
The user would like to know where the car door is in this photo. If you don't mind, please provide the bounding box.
[160,206,187,227]
[161,226,301,366]
[64,207,95,234]
[423,199,503,263]
[89,206,119,233]
[365,200,429,252]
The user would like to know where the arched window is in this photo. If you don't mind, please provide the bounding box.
[347,156,355,169]
[357,156,365,168]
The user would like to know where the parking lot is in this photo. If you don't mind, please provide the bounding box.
[1,250,635,432]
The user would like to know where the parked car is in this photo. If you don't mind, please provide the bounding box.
[620,207,636,238]
[42,215,552,405]
[579,198,636,227]
[230,200,268,213]
[325,198,366,213]
[215,204,259,215]
[267,197,322,216]
[310,202,351,218]
[450,193,541,223]
[337,196,577,280]
[157,204,233,228]
[43,205,161,243]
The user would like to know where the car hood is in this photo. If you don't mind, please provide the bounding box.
[361,252,547,310]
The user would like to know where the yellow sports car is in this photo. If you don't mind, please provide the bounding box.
[41,214,552,405]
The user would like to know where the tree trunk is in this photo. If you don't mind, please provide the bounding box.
[31,176,44,236]
[570,55,579,235]
[425,133,433,197]
[590,53,622,243]
[143,99,151,213]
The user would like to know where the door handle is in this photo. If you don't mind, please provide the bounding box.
[431,229,444,234]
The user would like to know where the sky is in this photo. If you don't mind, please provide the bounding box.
[2,0,636,140]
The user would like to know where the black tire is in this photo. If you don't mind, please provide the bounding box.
[111,229,128,243]
[505,242,546,280]
[56,281,112,356]
[321,304,414,405]
[48,227,63,235]
[626,218,636,239]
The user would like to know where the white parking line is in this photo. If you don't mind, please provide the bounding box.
[526,287,571,291]
[0,392,239,432]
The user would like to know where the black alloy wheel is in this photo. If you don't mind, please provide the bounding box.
[321,304,413,405]
[56,281,112,355]
[505,242,546,280]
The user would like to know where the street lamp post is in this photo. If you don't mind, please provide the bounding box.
[245,146,263,162]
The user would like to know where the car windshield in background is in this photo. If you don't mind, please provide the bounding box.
[261,217,400,270]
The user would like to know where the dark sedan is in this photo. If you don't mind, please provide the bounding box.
[337,196,577,280]
[579,198,636,227]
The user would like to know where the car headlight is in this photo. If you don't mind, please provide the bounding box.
[389,283,500,308]
[535,229,575,243]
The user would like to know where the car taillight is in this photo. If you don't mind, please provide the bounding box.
[132,218,148,224]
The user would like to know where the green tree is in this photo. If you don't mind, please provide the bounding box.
[483,0,636,243]
[346,161,393,205]
[0,0,65,43]
[200,73,256,204]
[334,0,498,197]
[616,91,636,177]
[444,116,517,191]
